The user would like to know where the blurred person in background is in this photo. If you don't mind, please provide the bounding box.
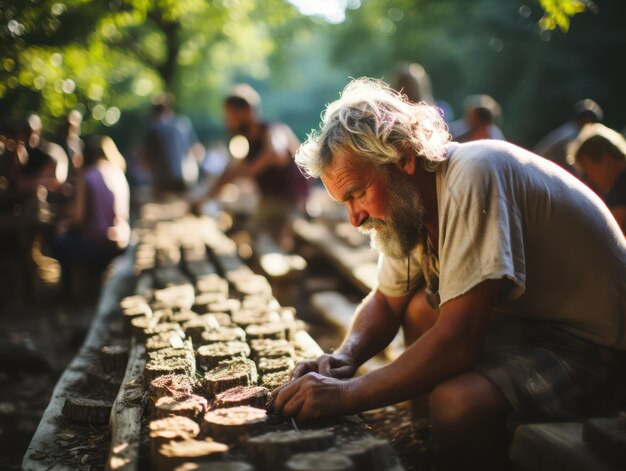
[53,135,129,300]
[571,123,626,233]
[0,117,69,306]
[16,114,69,196]
[58,109,84,173]
[534,99,603,174]
[143,93,204,194]
[449,94,505,143]
[391,62,435,105]
[192,84,310,249]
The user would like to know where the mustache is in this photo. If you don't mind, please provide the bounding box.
[357,217,386,233]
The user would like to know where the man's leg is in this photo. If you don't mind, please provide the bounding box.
[429,371,512,470]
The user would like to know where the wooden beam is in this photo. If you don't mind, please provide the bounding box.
[293,219,378,295]
[22,249,135,471]
[106,339,146,471]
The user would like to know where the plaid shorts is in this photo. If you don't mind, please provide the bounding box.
[475,318,626,423]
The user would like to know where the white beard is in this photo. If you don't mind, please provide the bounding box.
[357,172,425,260]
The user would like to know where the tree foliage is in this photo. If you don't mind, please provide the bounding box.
[0,0,619,149]
[0,0,299,130]
[323,0,624,146]
[539,0,591,32]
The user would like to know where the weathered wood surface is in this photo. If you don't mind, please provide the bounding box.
[106,338,146,471]
[510,422,618,471]
[583,417,626,468]
[293,218,378,295]
[254,232,307,281]
[22,248,135,471]
[310,290,404,366]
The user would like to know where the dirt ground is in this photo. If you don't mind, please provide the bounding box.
[0,290,95,470]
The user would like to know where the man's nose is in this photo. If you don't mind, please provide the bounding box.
[348,205,368,228]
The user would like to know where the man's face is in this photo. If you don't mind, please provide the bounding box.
[224,105,252,135]
[321,149,424,259]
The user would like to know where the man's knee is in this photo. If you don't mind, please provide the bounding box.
[429,379,475,433]
[429,373,511,450]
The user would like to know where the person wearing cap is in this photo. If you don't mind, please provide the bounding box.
[533,98,603,173]
[448,94,505,143]
[271,78,626,469]
[192,84,309,249]
[570,123,626,234]
[390,62,435,105]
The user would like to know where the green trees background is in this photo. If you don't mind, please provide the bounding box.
[1,0,623,152]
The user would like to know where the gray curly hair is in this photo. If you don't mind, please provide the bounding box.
[295,77,450,178]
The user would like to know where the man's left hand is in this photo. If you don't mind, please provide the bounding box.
[271,372,349,423]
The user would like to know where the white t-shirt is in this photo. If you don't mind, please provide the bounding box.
[377,140,626,349]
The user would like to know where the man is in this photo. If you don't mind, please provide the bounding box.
[272,78,626,468]
[193,84,309,248]
[571,123,626,234]
[533,98,603,173]
[144,93,203,193]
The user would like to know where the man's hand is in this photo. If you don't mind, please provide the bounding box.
[291,352,356,380]
[272,372,349,422]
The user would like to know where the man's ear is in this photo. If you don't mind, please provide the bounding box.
[397,145,417,175]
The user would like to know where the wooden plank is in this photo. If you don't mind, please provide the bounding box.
[293,219,378,295]
[254,232,307,281]
[106,339,146,471]
[292,330,324,359]
[310,291,357,334]
[583,417,626,468]
[510,422,618,471]
[310,290,405,367]
[22,248,135,471]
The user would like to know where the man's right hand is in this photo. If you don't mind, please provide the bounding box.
[291,352,357,380]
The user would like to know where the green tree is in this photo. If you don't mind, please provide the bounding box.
[0,0,299,130]
[324,0,624,146]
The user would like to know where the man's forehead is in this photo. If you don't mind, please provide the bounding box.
[321,151,373,200]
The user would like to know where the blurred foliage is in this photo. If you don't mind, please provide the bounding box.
[539,0,591,31]
[0,0,622,155]
[324,0,626,146]
[0,0,300,132]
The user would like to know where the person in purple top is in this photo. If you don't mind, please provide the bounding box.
[53,135,129,300]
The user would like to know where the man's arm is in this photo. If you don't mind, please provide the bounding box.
[245,124,297,176]
[291,289,411,379]
[273,278,506,422]
[192,125,297,212]
[344,279,503,411]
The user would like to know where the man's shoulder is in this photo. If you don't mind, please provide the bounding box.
[445,140,527,182]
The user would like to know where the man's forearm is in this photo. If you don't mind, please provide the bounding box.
[342,279,503,414]
[344,322,478,414]
[336,291,403,368]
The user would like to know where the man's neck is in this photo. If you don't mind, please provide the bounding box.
[413,164,439,243]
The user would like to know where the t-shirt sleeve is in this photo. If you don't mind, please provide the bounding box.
[376,252,423,298]
[438,166,527,306]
